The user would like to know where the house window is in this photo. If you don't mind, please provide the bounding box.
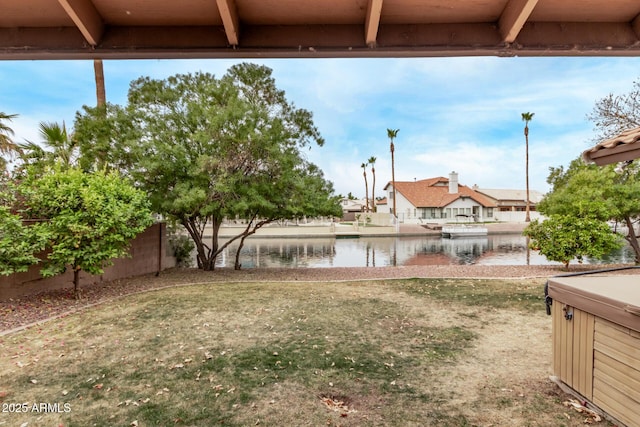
[389,192,394,200]
[487,208,493,217]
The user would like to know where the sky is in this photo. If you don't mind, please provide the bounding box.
[2,56,640,198]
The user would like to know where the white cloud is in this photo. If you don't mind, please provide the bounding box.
[4,56,640,199]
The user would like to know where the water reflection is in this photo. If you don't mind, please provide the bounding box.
[211,235,636,268]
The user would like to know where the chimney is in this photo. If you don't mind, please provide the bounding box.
[449,171,458,194]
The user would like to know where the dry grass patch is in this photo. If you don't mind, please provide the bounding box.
[0,279,609,426]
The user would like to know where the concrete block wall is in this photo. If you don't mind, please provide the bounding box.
[0,223,176,301]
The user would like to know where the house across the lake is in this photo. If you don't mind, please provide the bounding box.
[473,187,544,222]
[339,197,366,221]
[382,172,543,224]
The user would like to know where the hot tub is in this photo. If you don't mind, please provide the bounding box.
[547,274,640,427]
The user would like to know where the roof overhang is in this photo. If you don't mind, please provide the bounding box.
[582,127,640,166]
[3,0,640,60]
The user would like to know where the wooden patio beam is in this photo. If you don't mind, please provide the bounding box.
[498,0,539,43]
[57,0,104,46]
[216,0,240,46]
[632,13,640,39]
[2,23,640,60]
[365,0,383,47]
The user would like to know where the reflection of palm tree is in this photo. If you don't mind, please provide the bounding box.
[0,112,19,169]
[521,112,534,222]
[368,156,377,212]
[361,162,370,212]
[387,128,399,217]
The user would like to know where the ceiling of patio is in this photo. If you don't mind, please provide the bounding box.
[3,0,640,60]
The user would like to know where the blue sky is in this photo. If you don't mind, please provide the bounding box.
[2,56,640,198]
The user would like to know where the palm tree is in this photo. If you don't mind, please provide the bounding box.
[361,162,370,212]
[521,112,534,222]
[19,121,78,168]
[368,156,377,212]
[0,112,19,169]
[387,128,399,217]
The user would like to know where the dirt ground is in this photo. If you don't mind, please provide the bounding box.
[2,264,635,426]
[2,263,637,334]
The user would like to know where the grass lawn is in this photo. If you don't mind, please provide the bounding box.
[0,278,604,426]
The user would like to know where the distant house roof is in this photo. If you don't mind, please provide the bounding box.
[385,177,496,208]
[583,127,640,165]
[476,188,545,204]
[340,198,365,212]
[377,197,388,205]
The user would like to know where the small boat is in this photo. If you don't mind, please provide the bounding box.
[441,225,488,238]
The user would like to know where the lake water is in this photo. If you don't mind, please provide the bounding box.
[212,235,636,268]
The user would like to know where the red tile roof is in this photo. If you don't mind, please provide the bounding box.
[583,127,640,165]
[386,177,496,208]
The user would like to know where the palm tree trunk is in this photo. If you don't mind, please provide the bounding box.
[525,128,531,222]
[391,143,397,217]
[363,171,369,212]
[371,167,376,213]
[94,59,106,108]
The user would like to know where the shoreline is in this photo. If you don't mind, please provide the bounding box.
[3,262,638,335]
[216,222,528,239]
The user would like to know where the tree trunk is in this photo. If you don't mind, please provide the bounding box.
[204,219,222,271]
[363,171,369,212]
[525,127,531,222]
[94,59,106,108]
[391,143,396,217]
[371,167,376,213]
[234,216,271,270]
[625,216,640,264]
[73,267,81,300]
[182,218,207,270]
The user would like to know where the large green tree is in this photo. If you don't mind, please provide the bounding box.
[22,167,153,298]
[75,64,340,270]
[530,78,640,267]
[539,158,640,262]
[524,215,622,269]
[0,177,50,275]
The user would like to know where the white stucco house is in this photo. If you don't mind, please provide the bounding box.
[382,172,497,224]
[473,187,544,222]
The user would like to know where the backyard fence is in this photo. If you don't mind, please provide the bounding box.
[0,223,176,301]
